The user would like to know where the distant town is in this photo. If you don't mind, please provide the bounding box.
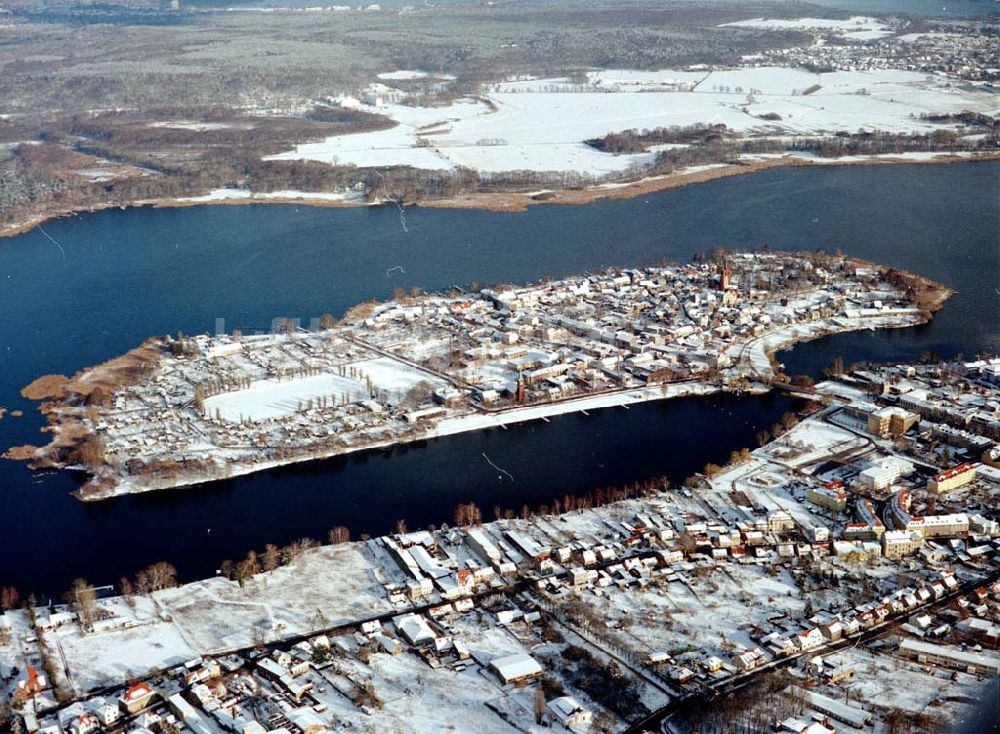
[11,251,950,500]
[3,356,999,732]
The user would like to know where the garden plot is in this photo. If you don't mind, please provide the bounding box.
[577,564,806,661]
[46,621,197,692]
[811,647,988,722]
[154,543,389,653]
[352,356,447,401]
[359,651,527,734]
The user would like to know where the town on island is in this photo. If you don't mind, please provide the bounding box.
[11,250,951,501]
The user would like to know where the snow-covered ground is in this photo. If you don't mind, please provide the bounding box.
[177,188,361,203]
[51,619,197,693]
[205,373,369,422]
[377,69,455,81]
[897,32,962,43]
[431,382,718,440]
[721,16,893,39]
[148,121,255,131]
[177,188,253,202]
[439,142,654,176]
[353,357,446,400]
[588,68,707,90]
[152,542,389,652]
[266,67,995,176]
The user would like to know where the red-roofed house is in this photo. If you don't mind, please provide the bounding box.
[14,665,47,701]
[120,682,156,714]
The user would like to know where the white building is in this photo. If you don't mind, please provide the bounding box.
[858,457,913,491]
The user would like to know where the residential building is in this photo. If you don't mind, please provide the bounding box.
[882,530,922,559]
[928,463,978,494]
[807,483,847,512]
[547,696,592,726]
[120,683,156,714]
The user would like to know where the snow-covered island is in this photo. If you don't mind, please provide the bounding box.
[11,251,951,501]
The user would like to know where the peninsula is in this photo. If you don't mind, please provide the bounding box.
[11,251,951,500]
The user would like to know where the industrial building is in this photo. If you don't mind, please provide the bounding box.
[899,639,1000,675]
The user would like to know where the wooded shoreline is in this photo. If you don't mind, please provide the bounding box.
[2,153,996,239]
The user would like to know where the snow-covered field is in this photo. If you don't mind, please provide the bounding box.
[266,67,996,176]
[203,357,445,422]
[721,16,893,39]
[205,372,369,422]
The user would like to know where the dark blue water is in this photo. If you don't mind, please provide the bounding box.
[1,161,997,597]
[803,0,999,18]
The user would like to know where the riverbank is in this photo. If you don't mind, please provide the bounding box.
[2,152,996,239]
[76,381,724,501]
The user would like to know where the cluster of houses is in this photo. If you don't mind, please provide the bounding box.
[794,361,1000,568]
[748,20,998,82]
[12,598,598,734]
[366,472,996,693]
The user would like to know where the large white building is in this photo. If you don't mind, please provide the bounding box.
[908,513,969,538]
[858,457,913,491]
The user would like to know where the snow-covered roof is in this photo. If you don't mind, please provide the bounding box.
[489,652,542,683]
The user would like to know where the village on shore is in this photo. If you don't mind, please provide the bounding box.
[11,250,949,501]
[3,357,1000,733]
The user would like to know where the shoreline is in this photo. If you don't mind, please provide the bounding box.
[1,153,996,239]
[76,380,727,501]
